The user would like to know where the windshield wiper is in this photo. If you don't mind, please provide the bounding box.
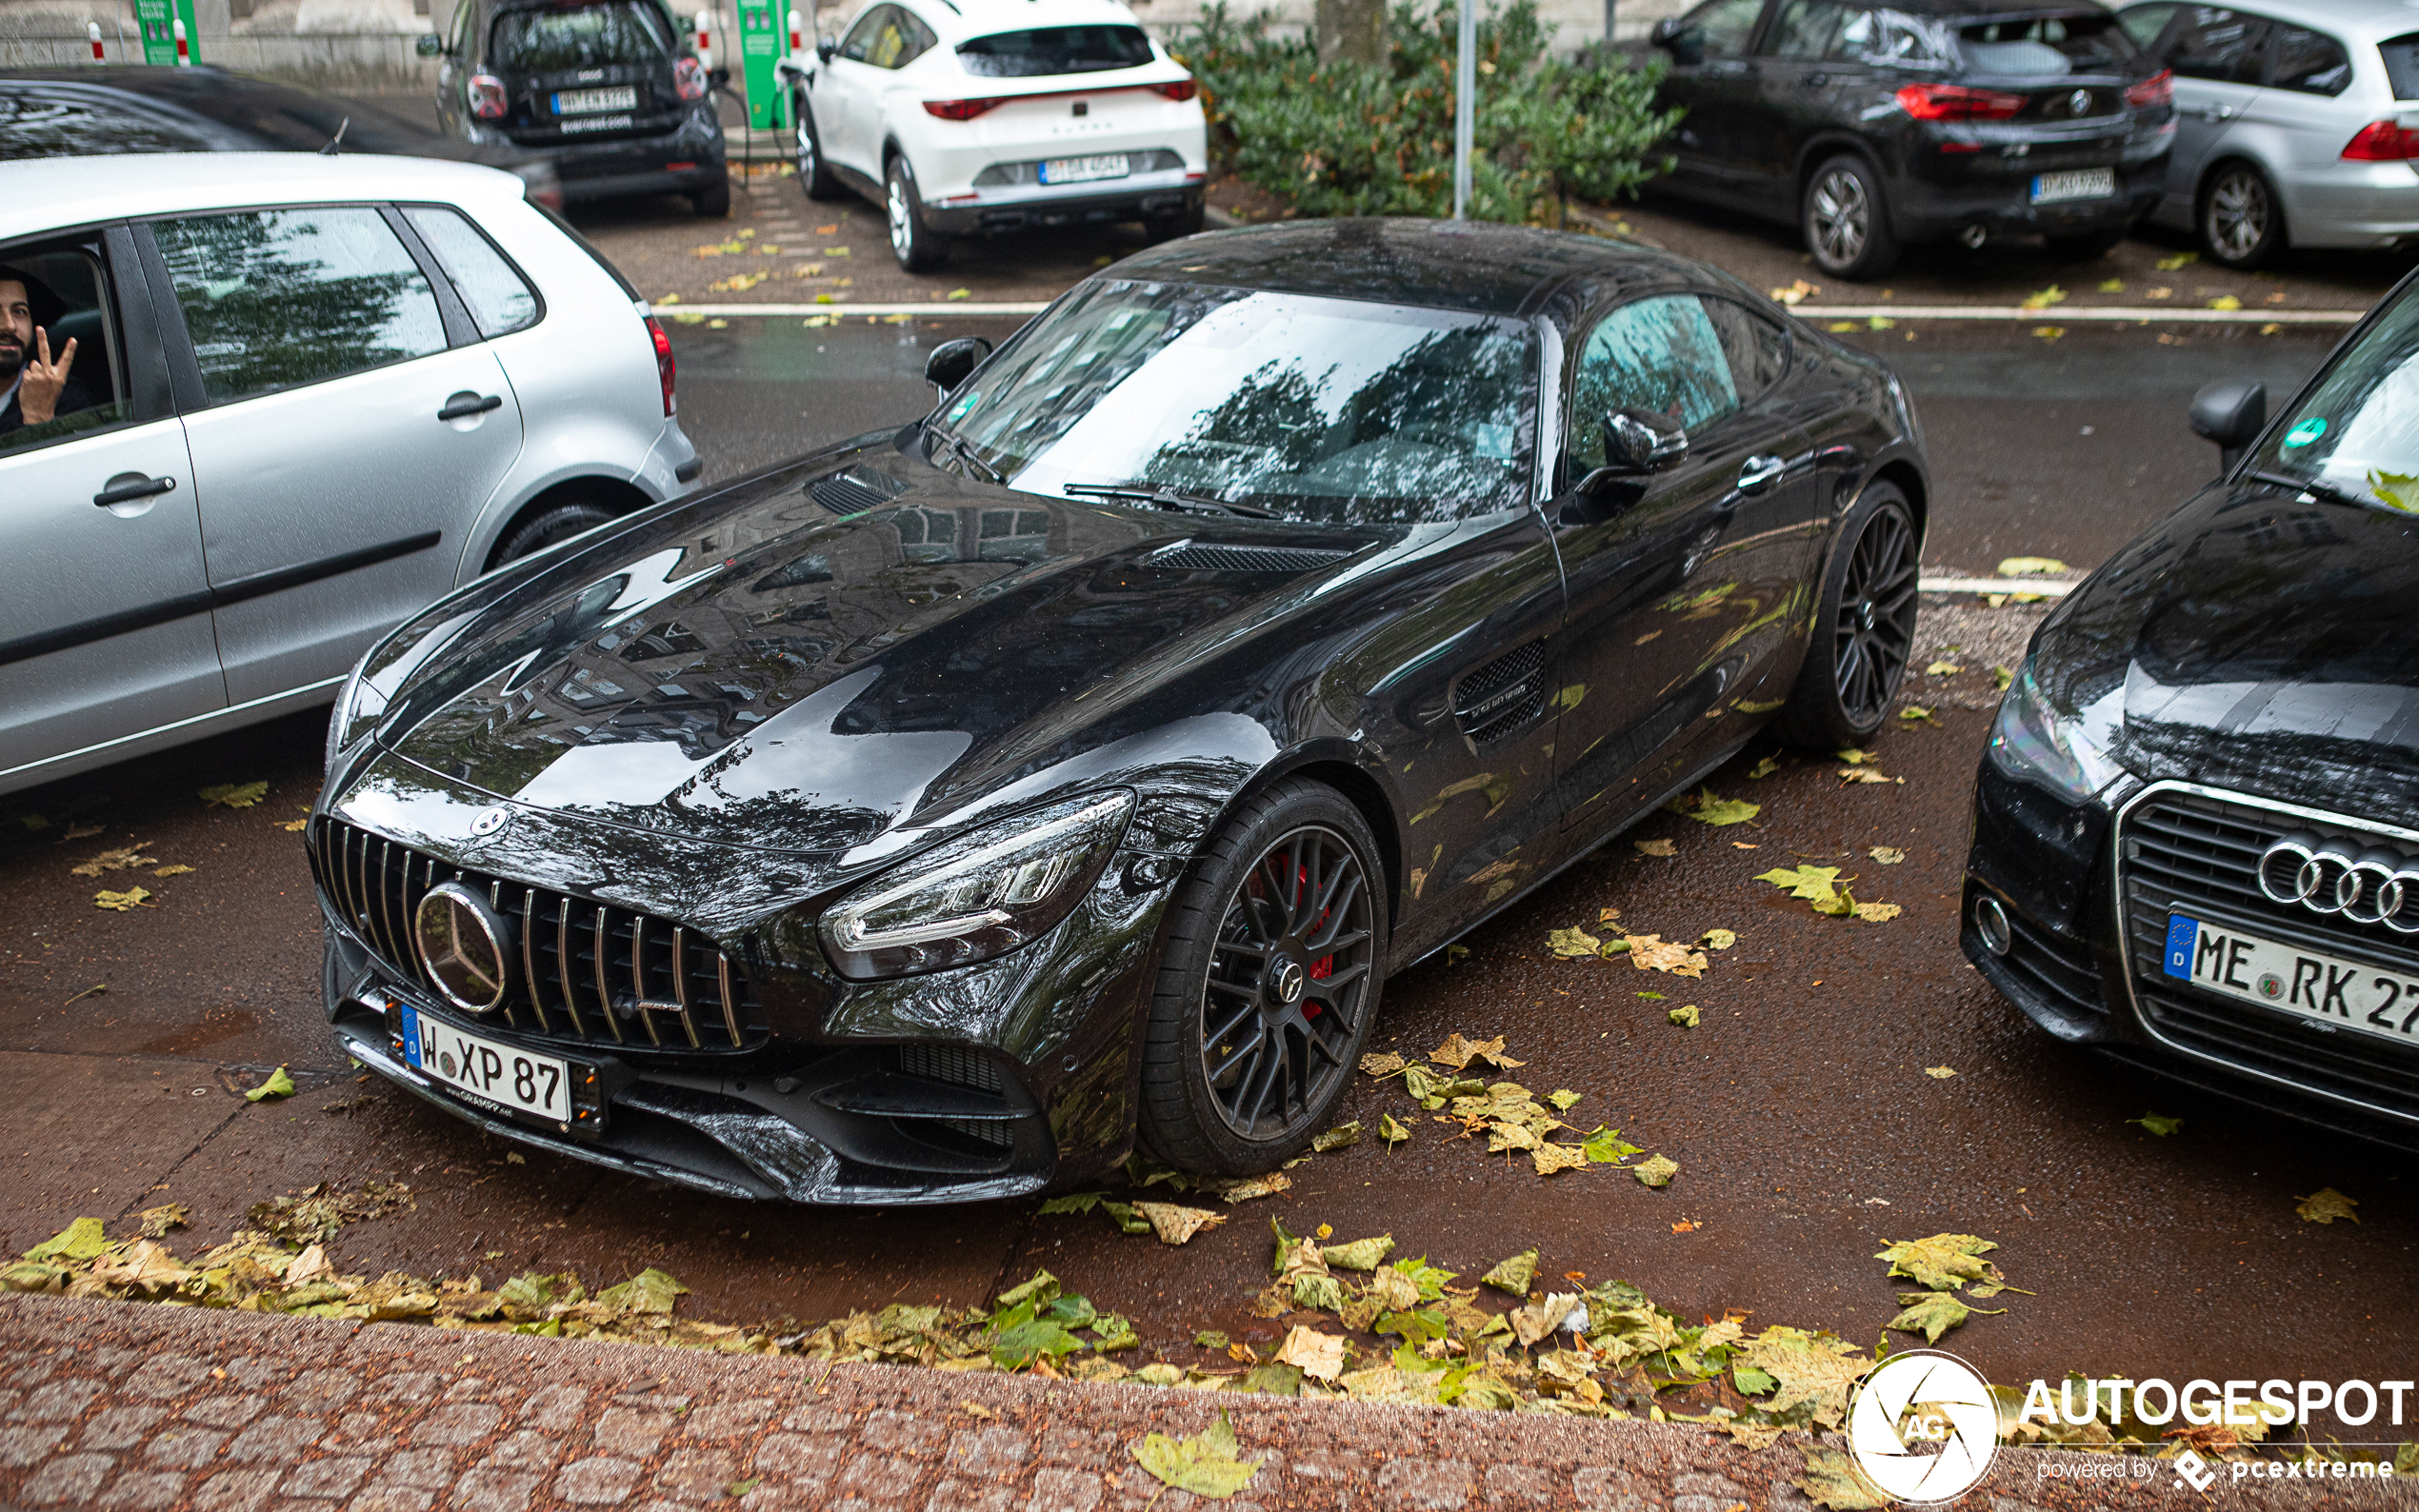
[2249,469,2370,510]
[1062,481,1276,519]
[926,425,1001,485]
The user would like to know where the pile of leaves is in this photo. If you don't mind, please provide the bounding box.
[1548,914,1720,978]
[1754,865,1901,924]
[1175,0,1681,224]
[1357,1034,1665,1183]
[1876,1233,2025,1344]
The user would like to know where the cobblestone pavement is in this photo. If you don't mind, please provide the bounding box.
[0,1297,2376,1512]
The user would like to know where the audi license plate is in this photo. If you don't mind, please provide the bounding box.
[400,1003,570,1120]
[2031,168,2114,204]
[553,86,636,114]
[1039,153,1130,185]
[2162,913,2419,1043]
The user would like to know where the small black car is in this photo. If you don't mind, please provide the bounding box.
[312,220,1929,1203]
[1646,0,2176,277]
[421,0,729,215]
[0,65,558,205]
[1965,268,2419,1145]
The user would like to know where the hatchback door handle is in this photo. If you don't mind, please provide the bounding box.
[1737,454,1789,493]
[93,473,175,507]
[2200,105,2233,121]
[437,392,504,422]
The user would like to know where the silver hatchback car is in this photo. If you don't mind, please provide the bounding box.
[2118,0,2419,265]
[0,153,700,797]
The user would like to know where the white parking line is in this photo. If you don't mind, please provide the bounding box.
[1795,305,2362,324]
[1919,577,2076,596]
[658,301,1054,316]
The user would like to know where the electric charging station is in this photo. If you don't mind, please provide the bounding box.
[733,0,789,130]
[133,0,198,65]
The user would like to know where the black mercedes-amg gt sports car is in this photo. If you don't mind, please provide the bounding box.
[311,219,1929,1204]
[1965,266,2419,1146]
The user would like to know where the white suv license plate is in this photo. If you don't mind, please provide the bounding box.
[401,1003,571,1121]
[1040,153,1130,185]
[2031,168,2114,204]
[554,86,636,114]
[2163,912,2419,1044]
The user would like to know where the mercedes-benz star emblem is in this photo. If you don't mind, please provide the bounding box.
[2259,829,2419,933]
[2069,88,2092,115]
[470,806,512,838]
[1271,960,1307,1005]
[414,881,515,1014]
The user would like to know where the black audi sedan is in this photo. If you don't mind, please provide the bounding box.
[1965,269,2419,1145]
[1647,0,2176,278]
[311,220,1929,1203]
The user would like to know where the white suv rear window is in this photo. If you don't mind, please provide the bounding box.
[955,25,1153,77]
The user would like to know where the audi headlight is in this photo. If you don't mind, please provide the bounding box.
[820,790,1136,980]
[1988,661,2128,802]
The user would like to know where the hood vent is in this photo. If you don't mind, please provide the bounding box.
[1454,639,1549,745]
[808,466,910,516]
[1143,540,1353,575]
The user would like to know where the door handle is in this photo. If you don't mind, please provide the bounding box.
[2201,105,2233,121]
[437,392,504,422]
[1805,71,1829,86]
[1737,454,1789,494]
[93,473,176,507]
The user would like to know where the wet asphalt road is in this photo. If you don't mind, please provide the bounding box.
[4,317,2409,1437]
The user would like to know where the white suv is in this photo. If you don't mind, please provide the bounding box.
[0,152,699,796]
[788,0,1208,269]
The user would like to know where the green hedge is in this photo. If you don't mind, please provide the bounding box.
[1173,1,1683,225]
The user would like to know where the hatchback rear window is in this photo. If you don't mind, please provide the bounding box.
[492,1,672,71]
[955,25,1154,77]
[1956,12,2136,75]
[2383,32,2419,99]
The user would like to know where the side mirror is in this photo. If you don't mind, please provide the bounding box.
[925,335,992,396]
[1600,407,1689,473]
[1650,17,1682,44]
[709,65,731,90]
[2189,377,2266,476]
[816,36,838,62]
[415,32,445,55]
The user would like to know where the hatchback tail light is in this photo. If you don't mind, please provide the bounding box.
[1894,82,2024,121]
[469,72,509,120]
[2344,118,2419,159]
[674,55,709,101]
[924,97,1005,120]
[1153,78,1198,102]
[645,312,676,416]
[2124,69,2173,109]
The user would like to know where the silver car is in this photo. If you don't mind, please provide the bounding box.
[0,152,699,797]
[2118,0,2419,265]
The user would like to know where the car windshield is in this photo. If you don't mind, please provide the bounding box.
[933,281,1537,527]
[956,25,1156,76]
[2254,285,2419,514]
[492,1,670,70]
[1956,12,2136,74]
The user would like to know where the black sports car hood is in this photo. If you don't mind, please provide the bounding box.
[2035,481,2419,823]
[359,445,1389,858]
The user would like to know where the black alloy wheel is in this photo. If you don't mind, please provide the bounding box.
[1141,779,1384,1173]
[2201,161,2284,269]
[1803,154,1899,281]
[1772,483,1920,748]
[796,96,843,201]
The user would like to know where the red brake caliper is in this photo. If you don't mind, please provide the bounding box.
[1299,855,1332,1012]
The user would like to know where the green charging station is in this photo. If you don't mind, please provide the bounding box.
[734,0,790,130]
[132,0,198,65]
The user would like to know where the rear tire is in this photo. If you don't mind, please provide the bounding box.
[2199,160,2285,269]
[489,498,618,570]
[1772,482,1919,750]
[1138,778,1385,1175]
[796,98,844,201]
[886,154,948,272]
[1803,154,1899,281]
[690,172,731,218]
[2045,227,2126,261]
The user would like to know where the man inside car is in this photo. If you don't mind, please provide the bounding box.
[0,266,86,438]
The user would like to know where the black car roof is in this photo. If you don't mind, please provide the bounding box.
[0,65,475,157]
[1108,220,1719,321]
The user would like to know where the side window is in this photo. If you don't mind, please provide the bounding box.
[1700,298,1790,400]
[1766,0,1849,59]
[0,238,132,456]
[150,207,448,407]
[841,6,892,62]
[1833,9,1941,64]
[2381,31,2419,100]
[2267,24,2350,94]
[1675,0,1767,61]
[2117,2,2178,50]
[404,206,540,337]
[2168,7,2266,83]
[866,7,927,67]
[1566,295,1741,474]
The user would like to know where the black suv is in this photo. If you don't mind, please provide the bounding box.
[1645,0,2177,277]
[421,0,729,215]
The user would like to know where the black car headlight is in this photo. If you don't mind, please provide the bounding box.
[819,790,1136,980]
[1988,660,2127,803]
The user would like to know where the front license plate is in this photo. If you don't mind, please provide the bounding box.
[1040,153,1130,185]
[401,1004,570,1120]
[554,86,636,114]
[2031,167,2114,204]
[2162,912,2419,1043]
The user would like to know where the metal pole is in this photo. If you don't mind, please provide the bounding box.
[1604,0,1616,47]
[1451,0,1475,218]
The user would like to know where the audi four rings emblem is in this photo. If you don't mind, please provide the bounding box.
[2257,829,2419,932]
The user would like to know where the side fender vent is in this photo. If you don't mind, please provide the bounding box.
[808,466,910,516]
[1142,540,1354,575]
[1453,640,1549,746]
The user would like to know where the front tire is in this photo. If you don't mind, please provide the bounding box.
[2200,160,2285,269]
[886,154,948,272]
[1772,482,1919,749]
[690,171,731,219]
[796,97,844,201]
[1803,154,1899,281]
[1139,779,1385,1175]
